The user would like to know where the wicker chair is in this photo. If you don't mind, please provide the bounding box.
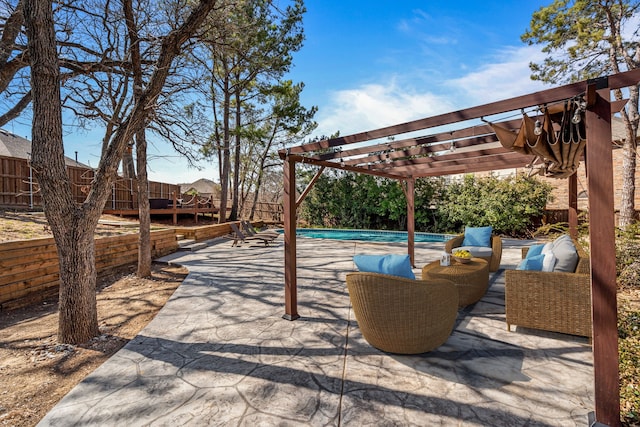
[345,272,458,354]
[505,241,592,338]
[445,234,503,272]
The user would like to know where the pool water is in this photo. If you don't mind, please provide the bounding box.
[292,228,453,243]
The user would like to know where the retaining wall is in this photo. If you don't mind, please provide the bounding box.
[0,229,177,310]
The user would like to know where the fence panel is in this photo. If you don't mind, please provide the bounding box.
[0,156,181,211]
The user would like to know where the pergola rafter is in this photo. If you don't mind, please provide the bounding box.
[280,68,640,427]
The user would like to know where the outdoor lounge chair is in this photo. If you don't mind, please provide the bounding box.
[241,220,279,239]
[505,237,592,337]
[229,222,274,246]
[445,226,503,272]
[345,272,458,354]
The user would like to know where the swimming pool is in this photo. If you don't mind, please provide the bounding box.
[291,228,454,243]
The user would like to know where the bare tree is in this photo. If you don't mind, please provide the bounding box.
[24,0,219,344]
[124,0,151,277]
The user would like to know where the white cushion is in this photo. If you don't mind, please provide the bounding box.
[542,253,557,272]
[457,246,493,258]
[551,237,579,272]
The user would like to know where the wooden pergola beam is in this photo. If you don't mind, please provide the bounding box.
[586,79,619,426]
[310,118,520,163]
[296,166,325,209]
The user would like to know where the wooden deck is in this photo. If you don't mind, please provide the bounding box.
[103,205,220,225]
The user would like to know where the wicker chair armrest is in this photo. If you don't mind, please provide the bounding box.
[521,247,529,259]
[444,235,464,253]
[491,235,502,259]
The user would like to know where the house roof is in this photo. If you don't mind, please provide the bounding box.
[179,178,218,195]
[0,129,90,168]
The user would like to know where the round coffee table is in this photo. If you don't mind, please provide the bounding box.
[421,258,489,307]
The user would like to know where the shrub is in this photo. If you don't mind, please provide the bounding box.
[619,306,640,426]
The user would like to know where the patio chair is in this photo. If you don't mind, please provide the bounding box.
[445,226,502,272]
[345,272,458,354]
[241,220,279,239]
[229,223,275,246]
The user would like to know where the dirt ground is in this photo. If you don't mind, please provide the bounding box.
[0,211,189,426]
[0,263,188,427]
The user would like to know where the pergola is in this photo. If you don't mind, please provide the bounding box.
[279,68,640,426]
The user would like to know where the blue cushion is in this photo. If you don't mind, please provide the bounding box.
[353,254,415,279]
[462,226,492,247]
[516,254,545,271]
[525,244,545,259]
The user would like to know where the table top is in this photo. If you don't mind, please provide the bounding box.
[423,258,488,276]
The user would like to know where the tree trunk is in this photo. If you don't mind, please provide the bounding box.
[218,70,231,223]
[618,85,639,229]
[124,0,151,277]
[57,222,100,342]
[24,0,100,344]
[229,84,241,221]
[121,145,136,178]
[136,131,152,277]
[619,137,637,228]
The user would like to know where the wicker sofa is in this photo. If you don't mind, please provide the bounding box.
[346,272,458,354]
[445,234,503,272]
[505,240,592,338]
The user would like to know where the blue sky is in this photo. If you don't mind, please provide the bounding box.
[4,0,554,184]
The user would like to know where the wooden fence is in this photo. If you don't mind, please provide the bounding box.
[0,155,180,210]
[0,229,177,310]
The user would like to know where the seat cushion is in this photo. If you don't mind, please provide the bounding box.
[353,254,415,279]
[462,226,492,247]
[457,245,493,258]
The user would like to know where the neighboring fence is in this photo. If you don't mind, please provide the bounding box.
[0,229,178,310]
[1,155,284,222]
[249,201,283,223]
[0,155,180,210]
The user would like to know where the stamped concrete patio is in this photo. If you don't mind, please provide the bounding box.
[38,237,594,426]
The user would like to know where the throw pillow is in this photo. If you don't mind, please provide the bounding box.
[462,226,492,248]
[542,253,557,272]
[353,254,416,279]
[551,237,579,272]
[525,244,545,259]
[516,254,545,271]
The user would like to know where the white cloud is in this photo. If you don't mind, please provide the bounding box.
[314,80,456,138]
[312,45,550,140]
[444,45,548,106]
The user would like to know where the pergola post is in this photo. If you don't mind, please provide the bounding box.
[283,156,299,320]
[568,173,578,239]
[406,178,415,267]
[585,80,620,426]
